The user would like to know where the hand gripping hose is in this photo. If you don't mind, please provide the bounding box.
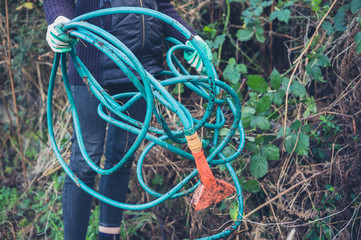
[47,7,245,239]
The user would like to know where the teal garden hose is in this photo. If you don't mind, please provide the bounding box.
[47,7,245,239]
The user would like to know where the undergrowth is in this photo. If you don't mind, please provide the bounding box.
[1,0,361,239]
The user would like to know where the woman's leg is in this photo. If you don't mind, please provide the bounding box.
[63,85,107,240]
[98,83,147,235]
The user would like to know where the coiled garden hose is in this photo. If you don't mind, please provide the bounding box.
[47,7,245,239]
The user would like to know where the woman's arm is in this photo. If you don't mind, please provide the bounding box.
[43,0,76,24]
[156,0,196,43]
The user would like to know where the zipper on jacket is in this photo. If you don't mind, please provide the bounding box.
[139,0,146,58]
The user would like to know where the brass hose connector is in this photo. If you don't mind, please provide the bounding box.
[185,132,203,153]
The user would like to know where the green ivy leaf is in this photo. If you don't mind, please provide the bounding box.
[291,81,306,98]
[251,116,270,130]
[236,29,254,42]
[246,75,268,93]
[242,179,261,193]
[261,144,280,161]
[256,95,272,113]
[250,153,268,179]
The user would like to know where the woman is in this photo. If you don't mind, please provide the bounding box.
[44,0,211,239]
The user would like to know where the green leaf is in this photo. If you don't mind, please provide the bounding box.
[236,29,254,42]
[321,21,334,35]
[295,132,309,156]
[260,0,274,7]
[302,123,312,134]
[223,58,247,84]
[254,6,263,16]
[245,142,258,152]
[355,32,361,42]
[250,0,261,6]
[241,106,256,128]
[213,34,226,49]
[203,26,217,38]
[261,144,280,161]
[250,153,268,179]
[172,83,184,95]
[277,126,291,138]
[284,132,297,153]
[283,1,294,8]
[291,81,306,98]
[306,60,324,82]
[334,7,346,31]
[250,116,270,130]
[303,97,317,117]
[222,146,236,158]
[318,55,330,67]
[256,95,272,113]
[229,201,239,221]
[219,128,229,136]
[270,68,282,89]
[242,106,256,115]
[322,224,332,240]
[273,89,285,106]
[16,2,34,10]
[291,120,301,130]
[242,179,261,193]
[151,174,164,186]
[246,75,268,93]
[206,34,226,49]
[351,0,361,14]
[284,132,309,156]
[269,9,291,23]
[325,185,335,192]
[255,32,266,43]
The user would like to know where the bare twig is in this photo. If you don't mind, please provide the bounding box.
[245,170,327,218]
[5,0,28,188]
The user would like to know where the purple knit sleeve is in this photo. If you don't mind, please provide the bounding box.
[157,1,196,43]
[43,0,76,24]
